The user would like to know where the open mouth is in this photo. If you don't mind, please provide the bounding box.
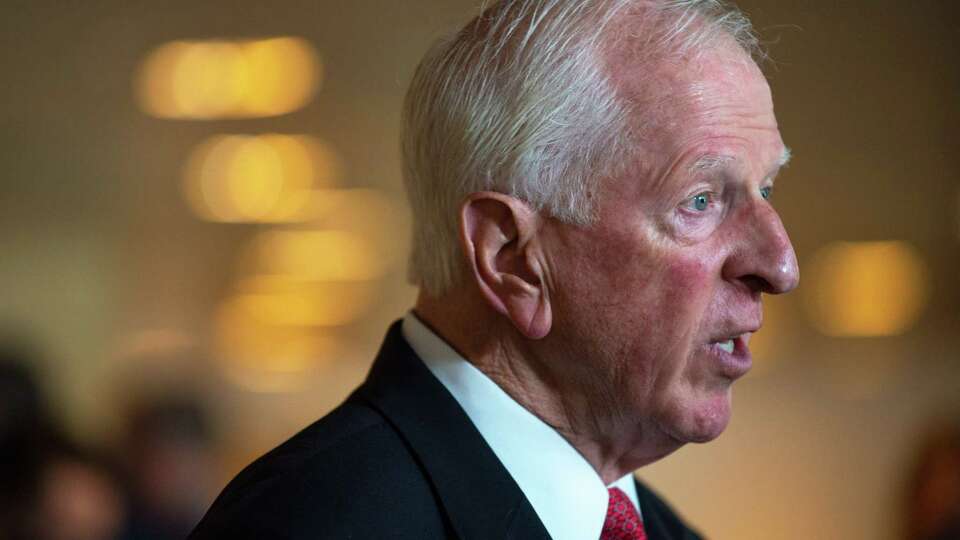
[707,334,754,378]
[716,339,735,354]
[710,335,746,353]
[709,330,756,356]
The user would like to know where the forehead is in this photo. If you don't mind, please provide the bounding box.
[610,41,783,172]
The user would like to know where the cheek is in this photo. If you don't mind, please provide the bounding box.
[551,226,721,365]
[569,229,718,343]
[660,257,708,305]
[645,254,717,340]
[636,254,723,394]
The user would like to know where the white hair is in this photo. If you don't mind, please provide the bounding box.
[401,0,761,296]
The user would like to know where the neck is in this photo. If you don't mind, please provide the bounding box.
[414,291,680,485]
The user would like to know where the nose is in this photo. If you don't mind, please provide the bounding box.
[723,200,800,295]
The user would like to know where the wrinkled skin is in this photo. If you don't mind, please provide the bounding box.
[417,40,801,483]
[533,43,800,473]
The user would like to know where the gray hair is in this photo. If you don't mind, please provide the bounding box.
[401,0,760,296]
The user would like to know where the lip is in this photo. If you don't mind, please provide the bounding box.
[706,334,753,379]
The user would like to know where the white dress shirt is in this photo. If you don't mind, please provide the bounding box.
[402,312,641,540]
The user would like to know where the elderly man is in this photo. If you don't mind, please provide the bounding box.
[191,0,798,539]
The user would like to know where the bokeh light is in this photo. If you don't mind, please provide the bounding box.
[212,185,405,391]
[234,277,377,327]
[214,277,375,392]
[137,37,321,119]
[214,296,342,393]
[182,134,341,223]
[804,241,929,337]
[242,229,385,282]
[300,188,412,269]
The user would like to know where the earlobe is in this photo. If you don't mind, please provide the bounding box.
[501,264,552,340]
[459,193,553,339]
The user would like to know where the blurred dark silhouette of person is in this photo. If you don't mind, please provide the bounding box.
[0,343,126,540]
[905,421,960,540]
[33,440,127,540]
[118,395,217,540]
[0,345,53,540]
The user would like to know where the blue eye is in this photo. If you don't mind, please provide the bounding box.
[760,186,772,200]
[687,192,711,212]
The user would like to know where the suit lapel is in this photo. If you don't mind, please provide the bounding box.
[354,322,551,540]
[634,477,699,540]
[634,478,667,540]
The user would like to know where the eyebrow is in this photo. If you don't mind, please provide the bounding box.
[690,153,733,171]
[779,147,792,168]
[689,146,793,175]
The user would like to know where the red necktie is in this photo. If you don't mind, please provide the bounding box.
[601,487,647,540]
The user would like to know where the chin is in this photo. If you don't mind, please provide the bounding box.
[664,391,733,444]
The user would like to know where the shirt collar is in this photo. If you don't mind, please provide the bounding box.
[402,312,641,540]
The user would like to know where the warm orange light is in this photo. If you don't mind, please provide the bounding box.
[182,134,341,223]
[137,37,321,119]
[242,229,385,282]
[300,189,411,268]
[172,41,247,118]
[804,241,929,337]
[261,136,342,221]
[239,38,320,117]
[225,137,286,218]
[214,297,341,393]
[234,279,377,327]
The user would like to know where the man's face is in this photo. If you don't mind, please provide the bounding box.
[539,45,799,451]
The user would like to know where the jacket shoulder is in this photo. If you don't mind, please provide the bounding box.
[190,398,449,539]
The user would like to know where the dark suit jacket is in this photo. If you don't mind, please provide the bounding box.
[190,321,703,539]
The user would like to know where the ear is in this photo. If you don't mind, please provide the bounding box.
[459,192,552,340]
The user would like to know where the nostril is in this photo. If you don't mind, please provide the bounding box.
[740,275,770,295]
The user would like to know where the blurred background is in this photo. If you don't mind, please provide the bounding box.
[1,1,957,539]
